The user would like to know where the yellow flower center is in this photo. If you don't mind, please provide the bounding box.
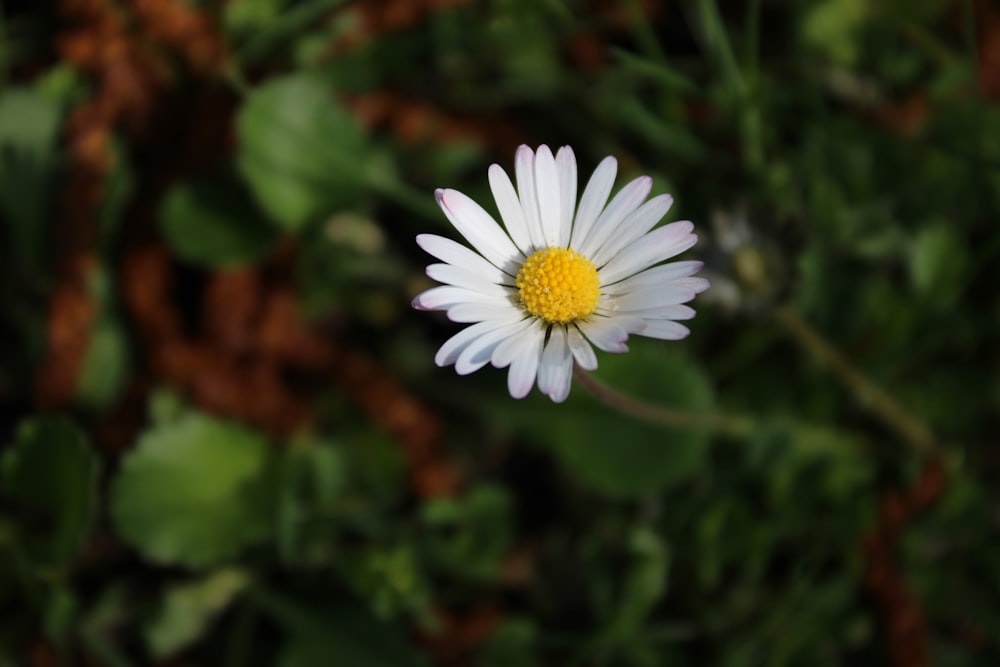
[516,247,601,324]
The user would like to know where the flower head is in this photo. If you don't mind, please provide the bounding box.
[413,145,709,403]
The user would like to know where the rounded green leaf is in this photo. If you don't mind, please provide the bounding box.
[236,74,368,231]
[501,340,715,498]
[76,316,129,410]
[908,222,969,307]
[0,88,62,276]
[145,568,250,659]
[111,413,277,568]
[271,604,428,667]
[1,417,98,570]
[159,168,280,266]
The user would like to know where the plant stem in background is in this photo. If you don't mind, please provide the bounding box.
[235,0,348,68]
[771,304,938,456]
[0,1,9,89]
[367,169,442,222]
[625,0,669,65]
[694,0,746,96]
[741,0,765,172]
[572,365,754,438]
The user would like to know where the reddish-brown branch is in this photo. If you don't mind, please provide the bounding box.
[862,458,948,667]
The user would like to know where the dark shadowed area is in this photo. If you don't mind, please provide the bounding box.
[1,1,998,665]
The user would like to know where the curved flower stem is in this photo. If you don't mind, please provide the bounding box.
[572,365,754,438]
[771,304,938,456]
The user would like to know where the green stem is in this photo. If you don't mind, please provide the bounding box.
[234,0,347,68]
[367,171,442,222]
[0,1,9,89]
[695,0,746,95]
[573,365,754,438]
[771,304,937,456]
[625,0,669,65]
[744,0,762,80]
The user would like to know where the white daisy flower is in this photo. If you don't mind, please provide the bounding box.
[413,144,709,403]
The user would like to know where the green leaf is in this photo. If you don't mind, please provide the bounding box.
[110,413,277,567]
[908,221,969,307]
[145,568,250,659]
[159,167,280,266]
[236,74,368,231]
[504,340,715,498]
[597,527,671,652]
[345,544,432,620]
[254,593,429,667]
[479,618,539,667]
[1,417,98,570]
[801,0,869,66]
[75,264,130,410]
[76,316,129,411]
[230,0,349,66]
[279,612,429,667]
[0,87,63,277]
[420,485,513,580]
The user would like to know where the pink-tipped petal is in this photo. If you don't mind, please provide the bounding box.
[537,327,573,403]
[591,194,673,267]
[534,145,562,247]
[567,326,598,371]
[555,146,577,247]
[488,164,532,254]
[417,234,512,282]
[577,318,630,353]
[515,145,546,250]
[637,320,691,340]
[412,285,508,311]
[507,331,543,399]
[598,222,697,285]
[578,175,652,260]
[569,156,617,249]
[600,261,705,294]
[436,189,523,272]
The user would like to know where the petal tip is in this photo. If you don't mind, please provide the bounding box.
[508,385,531,400]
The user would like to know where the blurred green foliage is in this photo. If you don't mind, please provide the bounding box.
[1,0,998,665]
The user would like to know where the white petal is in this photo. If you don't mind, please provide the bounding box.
[567,326,598,370]
[577,317,630,353]
[569,156,617,249]
[605,284,698,311]
[577,175,652,260]
[412,285,509,311]
[675,276,711,294]
[610,304,697,320]
[491,319,543,368]
[607,315,648,334]
[636,320,691,340]
[488,164,531,254]
[555,146,577,247]
[534,145,562,247]
[435,318,519,367]
[455,319,527,375]
[515,145,546,250]
[417,234,512,282]
[436,189,523,273]
[446,301,521,323]
[598,221,697,285]
[590,194,673,267]
[601,261,705,294]
[537,326,573,402]
[426,263,513,291]
[507,326,544,399]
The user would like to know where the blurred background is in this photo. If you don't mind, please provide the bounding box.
[1,0,998,665]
